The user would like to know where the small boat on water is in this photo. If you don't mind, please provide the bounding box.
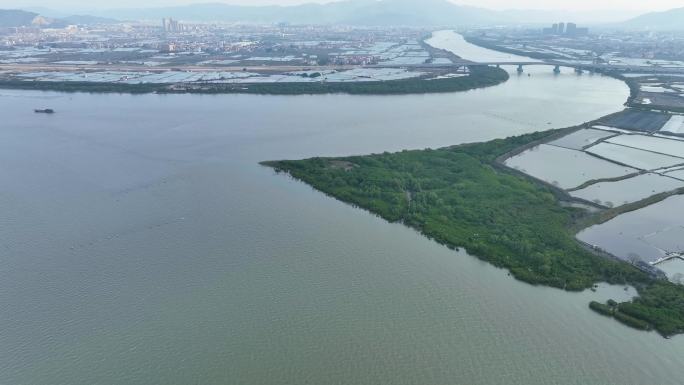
[34,108,55,114]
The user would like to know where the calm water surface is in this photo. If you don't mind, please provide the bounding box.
[578,194,684,263]
[427,30,542,62]
[2,32,683,385]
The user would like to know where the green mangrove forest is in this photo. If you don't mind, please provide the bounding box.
[262,130,684,337]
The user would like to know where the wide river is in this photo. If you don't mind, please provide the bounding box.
[1,31,683,385]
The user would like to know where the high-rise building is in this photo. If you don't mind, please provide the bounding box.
[565,23,589,36]
[544,22,588,36]
[162,18,182,33]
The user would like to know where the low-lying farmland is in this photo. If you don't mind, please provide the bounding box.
[548,128,615,150]
[599,109,670,132]
[504,144,637,189]
[606,134,684,158]
[665,168,684,180]
[578,194,684,263]
[569,173,684,207]
[584,141,684,170]
[660,115,684,135]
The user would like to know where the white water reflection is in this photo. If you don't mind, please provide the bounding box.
[426,30,542,63]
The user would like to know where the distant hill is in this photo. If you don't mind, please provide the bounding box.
[0,9,117,28]
[0,9,38,27]
[4,1,651,29]
[101,0,502,26]
[623,7,684,30]
[22,7,70,18]
[53,15,119,27]
[96,0,639,26]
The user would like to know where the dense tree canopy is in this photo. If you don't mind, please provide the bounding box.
[264,130,684,337]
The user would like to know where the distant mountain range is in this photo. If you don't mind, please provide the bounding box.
[97,0,499,26]
[622,7,684,30]
[51,15,118,27]
[0,9,38,27]
[0,9,117,28]
[2,1,683,30]
[93,0,646,26]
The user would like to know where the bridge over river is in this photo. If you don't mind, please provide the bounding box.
[3,58,683,77]
[374,59,684,75]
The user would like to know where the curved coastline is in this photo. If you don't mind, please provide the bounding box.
[261,36,684,337]
[0,65,509,96]
[261,122,684,338]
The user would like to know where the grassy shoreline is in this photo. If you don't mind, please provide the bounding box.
[261,128,684,337]
[0,65,508,96]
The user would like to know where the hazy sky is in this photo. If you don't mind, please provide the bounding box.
[1,0,681,12]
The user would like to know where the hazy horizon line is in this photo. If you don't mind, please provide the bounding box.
[3,0,681,14]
